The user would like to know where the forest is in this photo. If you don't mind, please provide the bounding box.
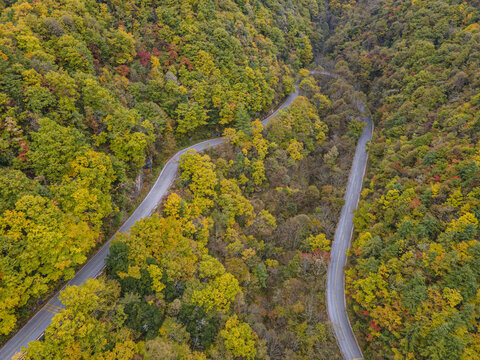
[326,0,480,359]
[3,0,480,359]
[0,0,327,341]
[20,67,367,359]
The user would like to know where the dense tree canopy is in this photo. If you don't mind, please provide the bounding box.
[22,71,362,359]
[0,0,327,339]
[8,0,478,359]
[325,0,480,359]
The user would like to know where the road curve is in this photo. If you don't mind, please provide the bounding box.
[0,85,300,360]
[314,71,373,360]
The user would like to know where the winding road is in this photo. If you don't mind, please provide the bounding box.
[314,72,373,360]
[0,84,300,360]
[1,71,371,360]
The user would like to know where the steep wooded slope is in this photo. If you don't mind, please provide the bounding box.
[0,0,326,339]
[326,0,480,358]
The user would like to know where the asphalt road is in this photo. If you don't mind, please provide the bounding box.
[0,85,299,360]
[314,71,373,360]
[1,71,369,360]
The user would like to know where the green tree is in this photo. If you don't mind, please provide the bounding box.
[175,102,209,136]
[0,195,96,334]
[28,118,87,182]
[220,315,257,360]
[190,273,241,313]
[54,150,116,229]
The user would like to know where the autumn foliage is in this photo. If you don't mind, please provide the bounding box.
[0,0,322,340]
[326,0,480,358]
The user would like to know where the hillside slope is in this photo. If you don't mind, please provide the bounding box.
[18,70,362,359]
[0,0,327,340]
[326,0,480,358]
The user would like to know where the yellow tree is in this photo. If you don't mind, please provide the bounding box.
[190,273,241,312]
[217,178,254,227]
[220,315,257,360]
[0,195,96,335]
[24,279,137,360]
[179,151,218,214]
[116,214,203,282]
[54,150,116,230]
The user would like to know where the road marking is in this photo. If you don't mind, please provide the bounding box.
[43,304,62,314]
[43,308,57,315]
[2,83,303,359]
[5,311,49,360]
[334,227,355,357]
[323,72,368,359]
[332,171,366,359]
[333,164,358,358]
